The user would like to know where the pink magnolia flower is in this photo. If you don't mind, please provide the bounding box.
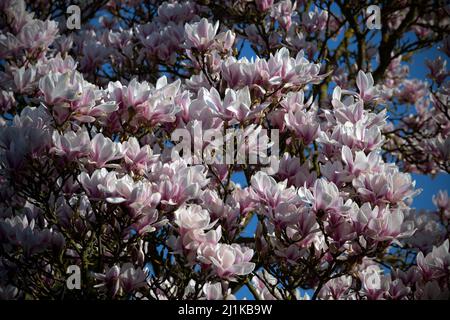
[198,243,255,280]
[358,264,389,300]
[150,160,209,206]
[172,204,220,252]
[39,71,83,105]
[123,137,158,175]
[79,40,111,73]
[331,87,364,124]
[94,263,147,297]
[108,78,151,109]
[18,19,58,50]
[274,243,303,264]
[188,86,234,121]
[94,265,121,297]
[319,275,353,300]
[202,282,235,300]
[320,161,351,187]
[319,121,384,153]
[387,279,411,300]
[251,271,283,300]
[13,66,36,94]
[428,134,450,162]
[79,168,117,199]
[250,171,298,209]
[215,30,235,52]
[220,56,252,89]
[0,214,65,256]
[416,239,450,281]
[0,90,15,112]
[0,0,32,34]
[426,56,448,84]
[341,145,380,177]
[277,154,316,188]
[302,7,329,33]
[119,263,148,294]
[200,190,230,221]
[433,190,449,212]
[138,77,182,125]
[352,173,389,205]
[271,0,297,30]
[298,178,350,217]
[156,1,196,23]
[130,207,162,235]
[174,204,214,234]
[80,168,161,217]
[184,18,219,51]
[280,90,312,113]
[255,0,274,12]
[285,206,319,246]
[231,187,256,217]
[396,79,428,104]
[402,209,446,253]
[415,280,449,300]
[38,53,77,74]
[227,86,252,122]
[351,203,415,242]
[226,86,265,123]
[284,109,320,145]
[104,174,136,204]
[0,121,52,170]
[353,168,418,206]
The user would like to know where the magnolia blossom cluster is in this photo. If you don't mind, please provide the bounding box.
[0,0,449,300]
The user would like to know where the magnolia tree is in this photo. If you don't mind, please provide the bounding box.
[0,0,449,300]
